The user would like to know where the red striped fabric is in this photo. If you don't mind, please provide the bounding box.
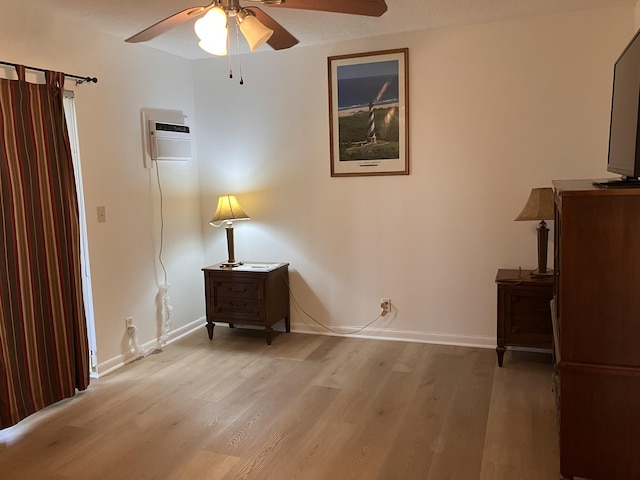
[0,66,89,429]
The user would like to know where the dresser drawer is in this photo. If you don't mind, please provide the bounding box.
[210,279,262,300]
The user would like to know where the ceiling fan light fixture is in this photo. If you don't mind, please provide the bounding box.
[237,12,274,51]
[198,35,228,56]
[194,6,227,40]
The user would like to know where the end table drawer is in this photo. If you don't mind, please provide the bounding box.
[507,288,554,338]
[212,280,262,299]
[214,297,262,319]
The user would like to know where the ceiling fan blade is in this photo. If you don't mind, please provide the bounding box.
[267,0,387,17]
[126,5,210,43]
[245,7,299,50]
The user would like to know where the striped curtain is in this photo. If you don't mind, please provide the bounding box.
[0,65,89,429]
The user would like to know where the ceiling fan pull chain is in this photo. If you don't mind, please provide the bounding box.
[234,17,244,85]
[227,14,233,79]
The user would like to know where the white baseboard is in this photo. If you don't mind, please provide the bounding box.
[290,323,495,349]
[95,317,206,377]
[95,318,495,377]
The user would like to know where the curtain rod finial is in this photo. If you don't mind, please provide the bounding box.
[76,77,98,85]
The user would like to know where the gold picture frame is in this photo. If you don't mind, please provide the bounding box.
[328,48,409,177]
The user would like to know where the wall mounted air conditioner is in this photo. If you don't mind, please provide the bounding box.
[149,121,191,161]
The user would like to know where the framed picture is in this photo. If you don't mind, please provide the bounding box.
[328,48,409,177]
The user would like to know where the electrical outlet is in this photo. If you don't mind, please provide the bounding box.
[125,317,134,329]
[381,298,391,316]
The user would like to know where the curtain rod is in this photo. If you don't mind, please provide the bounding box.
[0,61,97,85]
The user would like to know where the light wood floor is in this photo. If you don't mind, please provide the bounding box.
[0,327,560,479]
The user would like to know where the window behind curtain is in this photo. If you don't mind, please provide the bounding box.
[63,91,98,376]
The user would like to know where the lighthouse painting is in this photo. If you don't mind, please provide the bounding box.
[328,49,409,177]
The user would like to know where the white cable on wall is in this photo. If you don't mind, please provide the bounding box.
[126,159,174,358]
[127,282,173,357]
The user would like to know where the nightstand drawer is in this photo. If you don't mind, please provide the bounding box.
[214,297,262,319]
[506,287,553,338]
[211,279,262,300]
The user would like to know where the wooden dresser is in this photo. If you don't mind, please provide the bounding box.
[553,180,640,480]
[202,262,290,345]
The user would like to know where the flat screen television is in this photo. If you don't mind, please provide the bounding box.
[596,28,640,187]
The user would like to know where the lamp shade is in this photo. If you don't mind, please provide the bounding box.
[194,6,227,40]
[209,194,250,226]
[238,14,274,51]
[515,187,554,221]
[198,36,228,56]
[195,7,228,56]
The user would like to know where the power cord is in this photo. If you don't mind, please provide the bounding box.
[283,273,390,336]
[154,159,168,285]
[126,159,173,358]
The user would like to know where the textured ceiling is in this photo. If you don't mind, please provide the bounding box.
[10,0,637,59]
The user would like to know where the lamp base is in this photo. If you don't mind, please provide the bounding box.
[220,261,243,268]
[220,225,242,268]
[531,268,554,278]
[533,221,553,279]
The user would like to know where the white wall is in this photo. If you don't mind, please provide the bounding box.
[195,6,635,346]
[0,1,206,374]
[0,2,636,373]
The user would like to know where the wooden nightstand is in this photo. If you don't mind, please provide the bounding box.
[202,262,290,345]
[495,268,553,366]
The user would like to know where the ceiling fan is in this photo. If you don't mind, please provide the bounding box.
[126,0,388,53]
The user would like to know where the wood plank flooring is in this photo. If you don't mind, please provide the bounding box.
[0,327,560,479]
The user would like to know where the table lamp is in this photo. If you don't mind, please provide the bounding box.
[209,194,250,267]
[515,187,555,277]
